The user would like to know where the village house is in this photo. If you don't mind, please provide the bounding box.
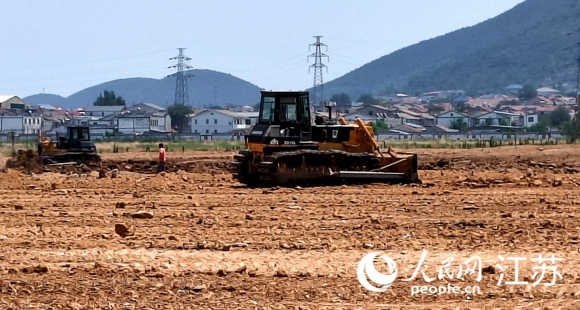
[0,108,43,134]
[468,95,516,108]
[341,113,375,123]
[435,110,474,129]
[0,95,29,110]
[474,111,520,127]
[190,109,258,136]
[82,105,126,117]
[503,84,523,96]
[0,95,43,134]
[536,87,559,97]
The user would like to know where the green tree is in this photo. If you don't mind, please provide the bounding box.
[518,84,537,100]
[528,115,552,135]
[94,90,126,106]
[549,106,571,127]
[450,118,469,132]
[371,120,389,133]
[561,114,580,142]
[168,103,193,132]
[356,94,380,107]
[330,93,352,106]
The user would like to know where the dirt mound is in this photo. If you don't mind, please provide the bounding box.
[4,149,43,173]
[2,156,232,176]
[101,158,231,174]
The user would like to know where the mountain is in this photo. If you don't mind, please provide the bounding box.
[315,0,580,100]
[23,94,66,106]
[24,69,262,110]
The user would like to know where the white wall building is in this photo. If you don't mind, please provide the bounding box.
[475,111,520,126]
[23,115,42,134]
[190,109,258,134]
[118,116,151,134]
[148,113,171,132]
[524,113,539,127]
[435,110,474,128]
[125,103,172,132]
[233,112,259,132]
[0,116,24,134]
[0,115,42,134]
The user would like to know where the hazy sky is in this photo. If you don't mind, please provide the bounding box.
[0,0,526,98]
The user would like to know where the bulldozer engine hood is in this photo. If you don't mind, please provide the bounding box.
[80,141,97,150]
[246,124,300,146]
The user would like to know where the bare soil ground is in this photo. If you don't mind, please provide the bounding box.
[0,145,579,309]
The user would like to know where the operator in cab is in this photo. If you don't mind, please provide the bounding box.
[157,143,166,173]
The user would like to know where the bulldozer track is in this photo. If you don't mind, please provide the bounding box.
[231,149,382,187]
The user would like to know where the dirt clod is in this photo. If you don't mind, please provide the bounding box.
[114,223,131,237]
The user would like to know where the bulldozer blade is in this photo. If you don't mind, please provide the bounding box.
[45,162,78,166]
[370,158,409,172]
[332,171,407,181]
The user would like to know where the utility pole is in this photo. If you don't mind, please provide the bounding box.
[168,48,193,106]
[575,40,580,105]
[308,36,329,109]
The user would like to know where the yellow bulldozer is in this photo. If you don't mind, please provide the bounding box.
[37,125,101,165]
[231,90,420,186]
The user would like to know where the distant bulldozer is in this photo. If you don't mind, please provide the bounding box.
[37,125,101,165]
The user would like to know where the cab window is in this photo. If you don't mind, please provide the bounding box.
[260,96,275,123]
[81,128,89,140]
[301,96,310,123]
[279,97,297,121]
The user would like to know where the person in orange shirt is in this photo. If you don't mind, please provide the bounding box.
[157,143,166,173]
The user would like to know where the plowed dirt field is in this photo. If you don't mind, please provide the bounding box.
[1,145,580,309]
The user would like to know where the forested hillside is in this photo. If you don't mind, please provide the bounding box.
[316,0,580,99]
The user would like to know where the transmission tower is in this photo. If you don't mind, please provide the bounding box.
[308,36,329,107]
[575,41,580,104]
[168,48,193,106]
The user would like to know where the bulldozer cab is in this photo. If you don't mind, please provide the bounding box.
[55,126,94,151]
[249,91,313,146]
[67,126,91,149]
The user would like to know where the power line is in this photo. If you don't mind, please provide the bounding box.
[0,59,170,83]
[308,36,329,108]
[167,48,193,106]
[0,49,174,70]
